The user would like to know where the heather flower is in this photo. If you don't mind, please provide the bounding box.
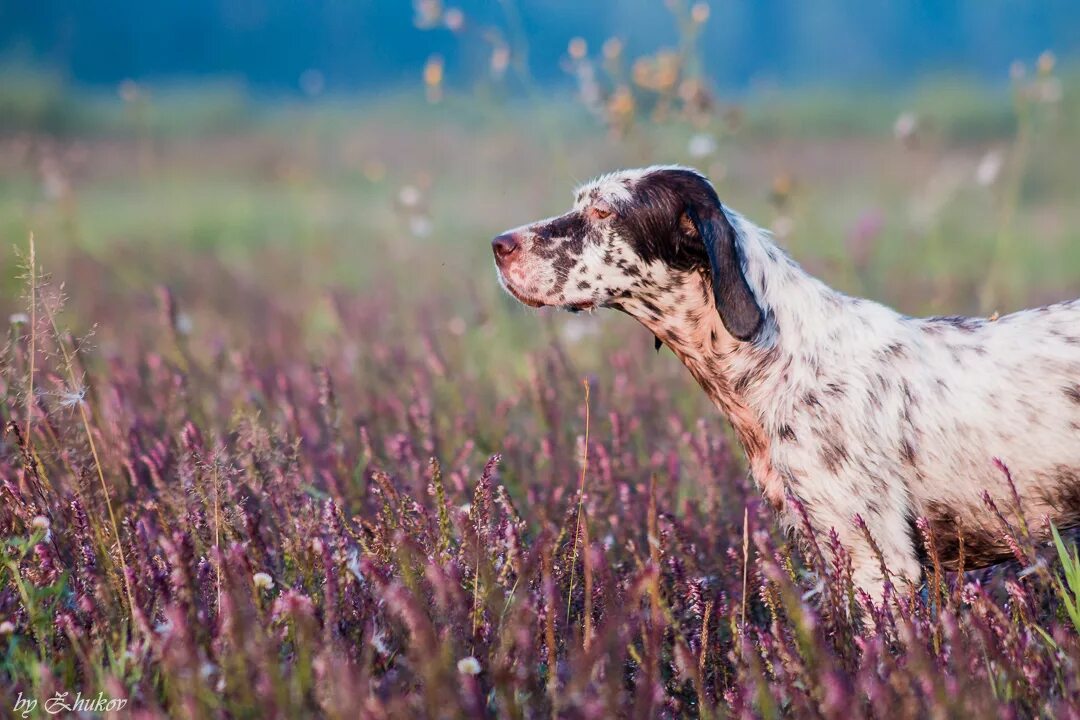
[5,138,1080,717]
[271,590,315,620]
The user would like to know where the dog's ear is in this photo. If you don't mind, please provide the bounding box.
[683,198,763,341]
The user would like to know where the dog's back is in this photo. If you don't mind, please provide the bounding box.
[904,299,1080,567]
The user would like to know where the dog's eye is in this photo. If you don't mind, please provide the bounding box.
[592,207,612,220]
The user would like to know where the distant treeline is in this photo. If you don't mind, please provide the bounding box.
[1,0,1076,92]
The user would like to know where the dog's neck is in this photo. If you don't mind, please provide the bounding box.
[619,217,843,505]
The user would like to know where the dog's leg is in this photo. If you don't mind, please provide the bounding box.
[793,478,922,601]
[845,509,923,602]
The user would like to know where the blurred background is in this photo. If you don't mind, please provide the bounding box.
[1,0,1078,378]
[4,7,1080,714]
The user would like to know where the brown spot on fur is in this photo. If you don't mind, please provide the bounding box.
[882,342,908,359]
[918,502,1013,571]
[1037,466,1080,527]
[900,439,916,467]
[819,440,849,473]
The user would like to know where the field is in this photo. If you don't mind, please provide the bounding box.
[2,55,1080,717]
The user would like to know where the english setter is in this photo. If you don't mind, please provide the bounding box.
[492,165,1080,597]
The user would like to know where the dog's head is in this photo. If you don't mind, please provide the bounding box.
[491,166,762,341]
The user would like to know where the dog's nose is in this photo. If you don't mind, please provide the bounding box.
[492,233,520,261]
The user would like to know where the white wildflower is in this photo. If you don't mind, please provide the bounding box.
[893,111,918,142]
[1017,557,1047,579]
[801,578,825,601]
[457,656,482,675]
[687,132,718,160]
[58,386,87,409]
[175,312,193,336]
[9,313,29,326]
[347,548,364,583]
[370,627,390,655]
[398,185,422,208]
[975,150,1003,187]
[253,572,274,591]
[0,620,15,635]
[409,215,433,238]
[31,515,51,542]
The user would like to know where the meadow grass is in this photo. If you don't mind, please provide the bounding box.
[1,67,1080,717]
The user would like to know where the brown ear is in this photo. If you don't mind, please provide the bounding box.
[684,201,763,341]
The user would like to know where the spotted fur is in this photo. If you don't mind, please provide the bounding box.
[492,165,1080,597]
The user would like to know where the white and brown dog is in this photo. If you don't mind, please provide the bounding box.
[492,165,1080,597]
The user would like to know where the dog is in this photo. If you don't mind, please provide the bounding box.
[491,165,1080,597]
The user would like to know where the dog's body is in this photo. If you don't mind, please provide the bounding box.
[492,165,1080,595]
